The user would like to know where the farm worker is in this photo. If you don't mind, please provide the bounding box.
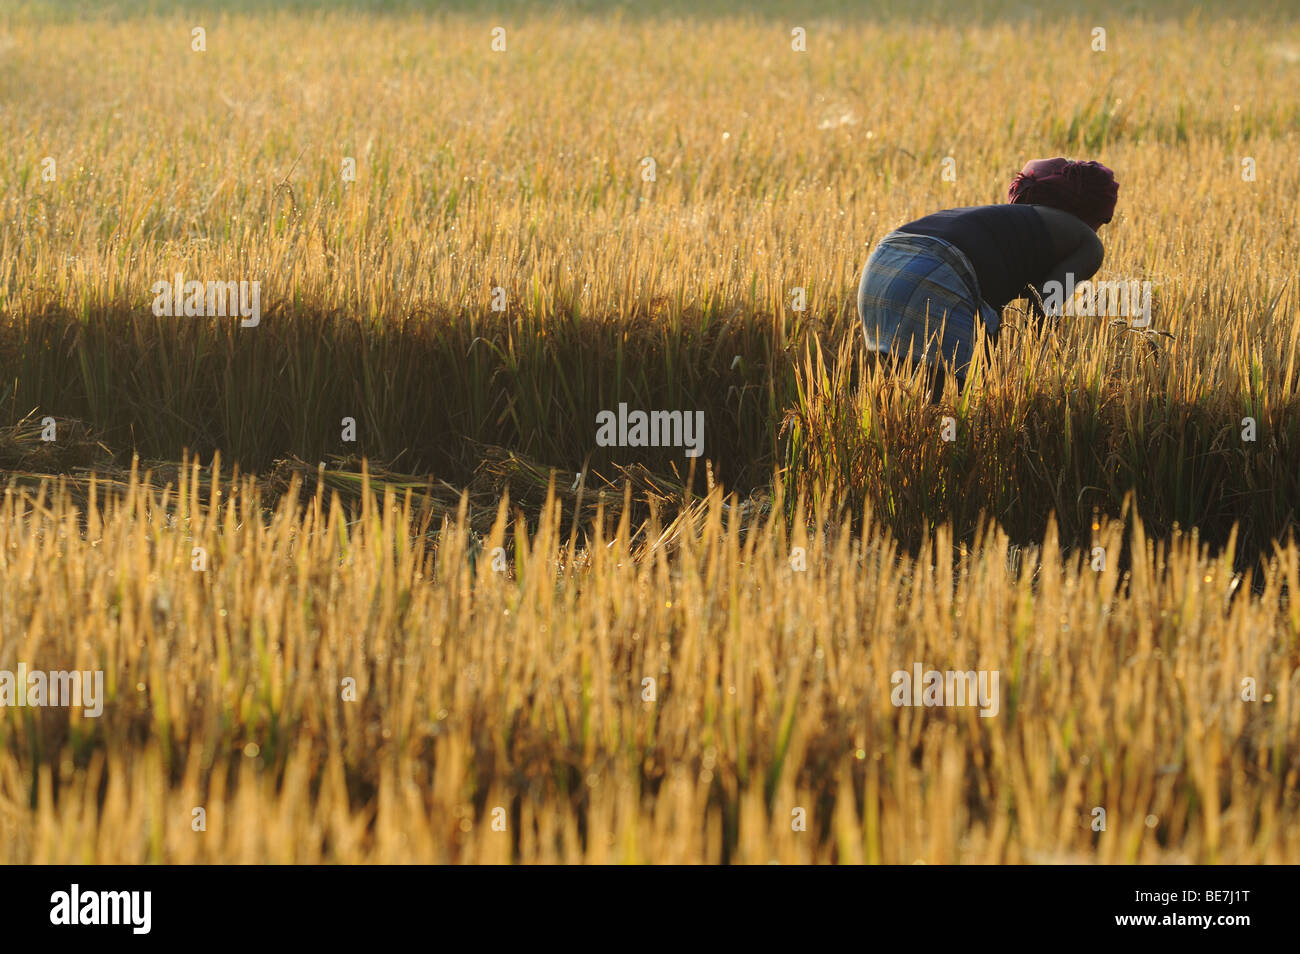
[857,157,1118,396]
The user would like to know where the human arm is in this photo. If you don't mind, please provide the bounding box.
[1026,205,1105,321]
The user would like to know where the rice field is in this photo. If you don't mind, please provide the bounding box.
[2,0,1299,863]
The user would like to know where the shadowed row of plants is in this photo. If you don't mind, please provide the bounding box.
[1,303,785,490]
[4,293,1299,562]
[783,328,1300,567]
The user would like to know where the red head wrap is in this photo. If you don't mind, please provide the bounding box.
[1007,158,1119,230]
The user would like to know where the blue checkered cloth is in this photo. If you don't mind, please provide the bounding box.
[857,230,1000,379]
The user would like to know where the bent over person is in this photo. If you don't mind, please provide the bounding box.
[857,157,1120,396]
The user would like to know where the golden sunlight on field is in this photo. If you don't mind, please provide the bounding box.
[2,1,1298,864]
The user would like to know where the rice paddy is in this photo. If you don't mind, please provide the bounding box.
[2,0,1298,863]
